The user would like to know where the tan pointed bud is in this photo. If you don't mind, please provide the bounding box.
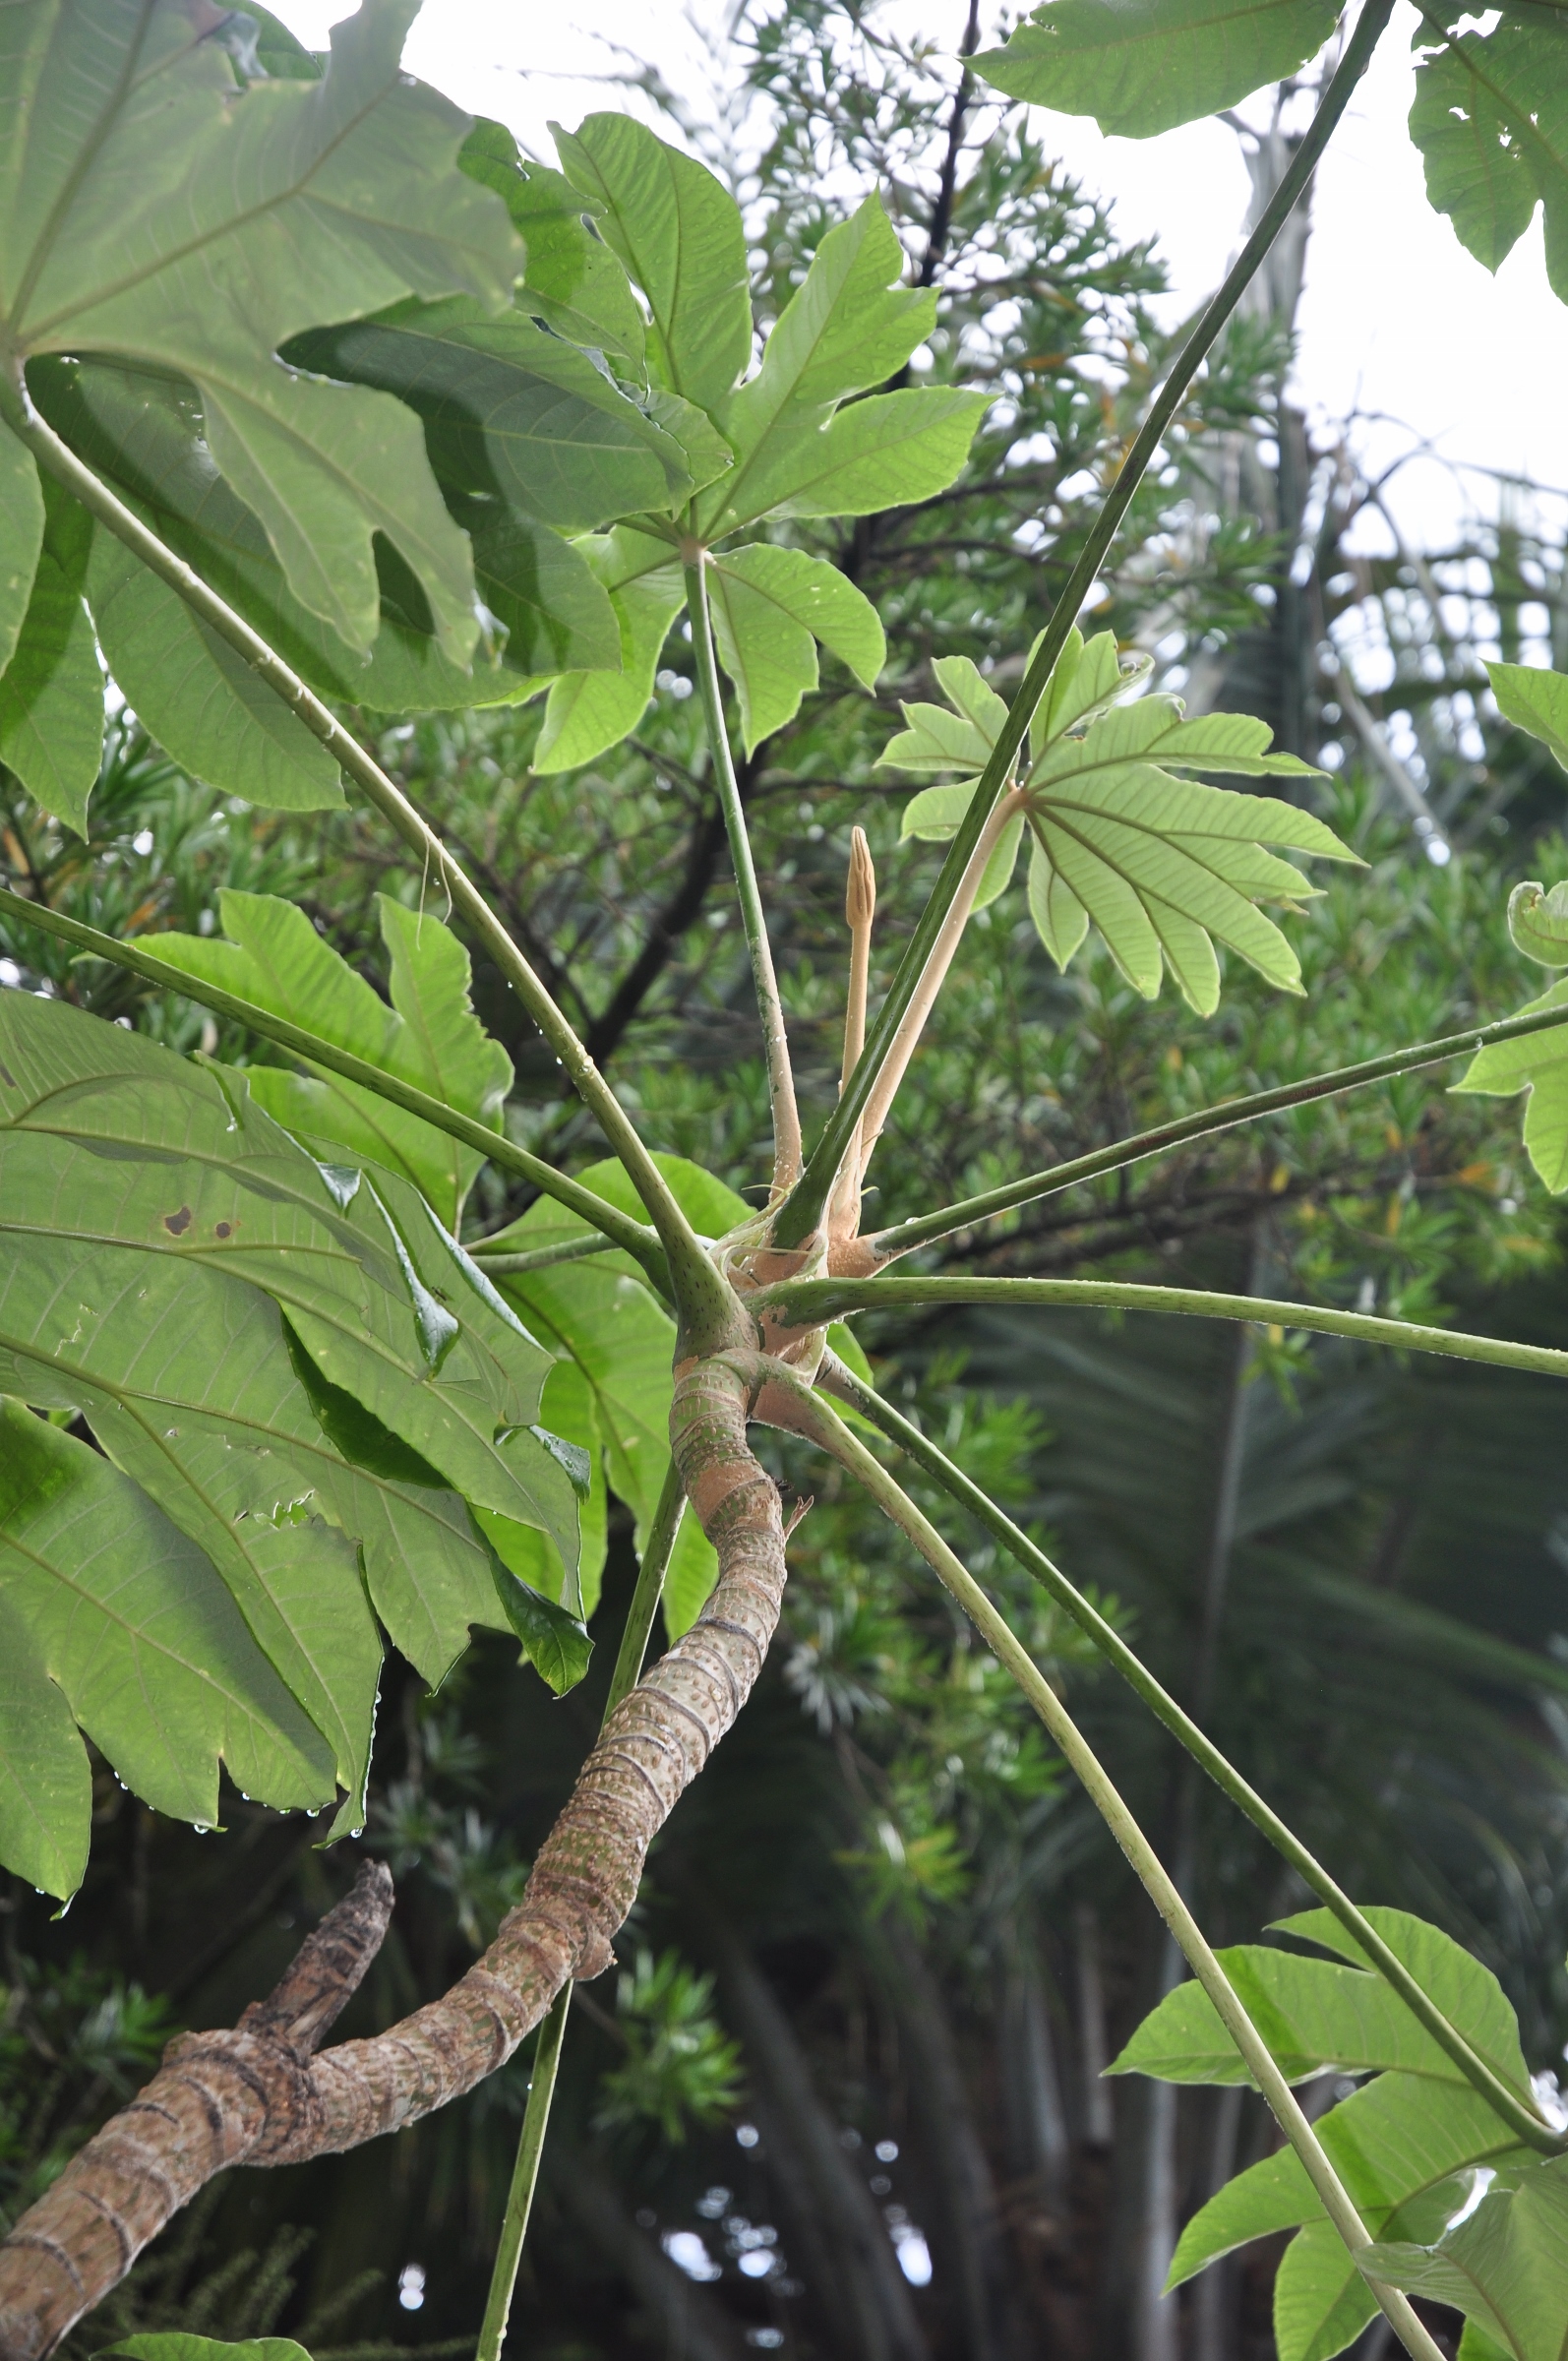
[846,825,876,931]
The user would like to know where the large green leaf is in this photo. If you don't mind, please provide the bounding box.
[1363,2154,1568,2359]
[459,124,647,371]
[151,888,511,1232]
[0,1398,339,1889]
[87,532,344,817]
[706,544,885,752]
[285,298,693,533]
[1168,2072,1531,2285]
[0,1236,382,1826]
[699,192,935,540]
[553,114,754,416]
[0,507,102,833]
[0,418,44,677]
[1411,19,1568,299]
[32,357,612,763]
[0,1579,91,1902]
[534,528,686,775]
[888,631,1354,1012]
[2,0,521,660]
[973,0,1342,136]
[0,996,577,1565]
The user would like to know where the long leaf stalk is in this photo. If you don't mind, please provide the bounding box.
[0,374,736,1347]
[0,885,668,1287]
[683,555,802,1197]
[759,1367,1447,2361]
[819,1351,1565,2155]
[870,999,1568,1261]
[477,1462,689,2360]
[771,0,1397,1250]
[760,1272,1568,1390]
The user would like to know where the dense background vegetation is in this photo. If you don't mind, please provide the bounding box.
[4,7,1566,2357]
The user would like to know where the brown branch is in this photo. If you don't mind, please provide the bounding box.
[0,1358,784,2361]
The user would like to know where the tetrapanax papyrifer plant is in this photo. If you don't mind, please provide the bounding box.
[3,4,1568,2359]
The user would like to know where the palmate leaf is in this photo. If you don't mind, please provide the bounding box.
[0,419,44,678]
[1456,988,1568,1189]
[0,1397,340,1898]
[1,0,521,663]
[1410,17,1568,300]
[151,889,511,1233]
[973,0,1342,136]
[0,1233,516,1696]
[706,546,884,752]
[459,125,648,370]
[533,126,983,769]
[1116,1908,1539,2361]
[553,114,754,418]
[1362,2154,1568,2360]
[889,632,1355,1011]
[0,995,579,1566]
[284,299,694,535]
[29,355,616,805]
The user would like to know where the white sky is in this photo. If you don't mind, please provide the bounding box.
[273,0,1568,558]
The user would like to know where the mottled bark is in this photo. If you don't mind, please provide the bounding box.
[0,1357,783,2361]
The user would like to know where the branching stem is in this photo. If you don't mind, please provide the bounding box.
[819,1351,1564,2156]
[870,999,1568,1262]
[477,1460,688,2360]
[683,555,802,1197]
[771,0,1396,1250]
[761,1371,1445,2361]
[0,886,668,1288]
[760,1272,1568,1389]
[0,375,734,1344]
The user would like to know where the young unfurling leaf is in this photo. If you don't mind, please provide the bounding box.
[888,631,1356,1011]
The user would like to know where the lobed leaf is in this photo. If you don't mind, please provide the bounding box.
[151,889,511,1233]
[706,544,885,751]
[460,122,648,370]
[0,512,102,833]
[0,1583,91,1902]
[886,631,1353,1010]
[285,298,694,535]
[0,1398,340,1888]
[553,114,753,417]
[2,0,523,660]
[973,0,1342,137]
[700,192,935,540]
[0,418,44,677]
[1362,2153,1568,2359]
[1410,20,1568,300]
[0,996,578,1568]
